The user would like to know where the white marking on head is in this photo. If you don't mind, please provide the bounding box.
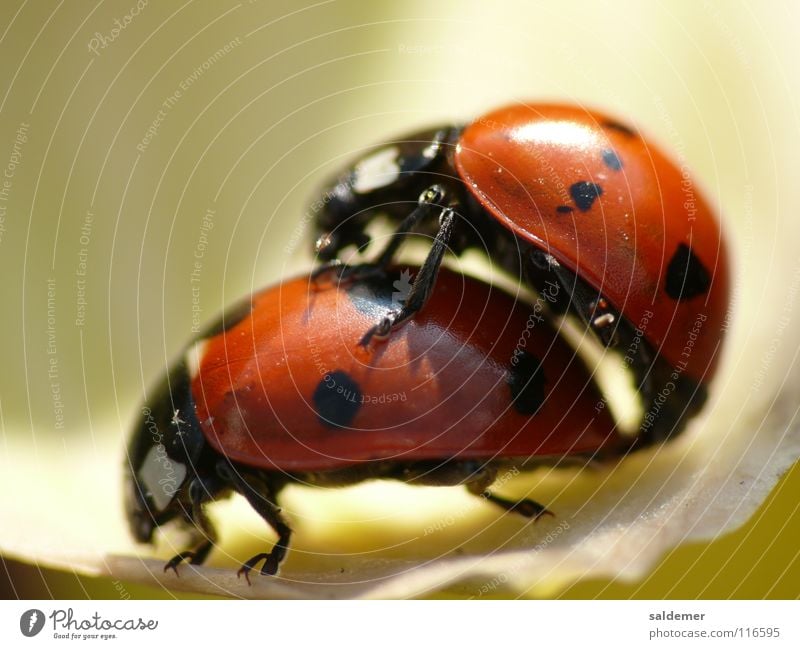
[139,444,187,510]
[352,146,400,194]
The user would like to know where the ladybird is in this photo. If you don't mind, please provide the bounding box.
[312,102,730,444]
[125,266,621,580]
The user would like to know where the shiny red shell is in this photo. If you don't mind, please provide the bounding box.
[454,103,730,383]
[190,268,620,471]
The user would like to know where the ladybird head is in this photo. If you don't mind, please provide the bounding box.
[124,362,205,543]
[313,126,457,260]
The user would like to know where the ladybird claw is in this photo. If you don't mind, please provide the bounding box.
[237,565,253,586]
[513,499,554,521]
[163,551,196,576]
[238,552,281,584]
[237,556,263,585]
[482,491,554,521]
[359,314,394,347]
[164,561,181,577]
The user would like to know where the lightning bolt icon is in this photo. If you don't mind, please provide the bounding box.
[28,611,37,632]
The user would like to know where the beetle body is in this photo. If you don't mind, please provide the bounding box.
[126,266,620,578]
[313,102,730,444]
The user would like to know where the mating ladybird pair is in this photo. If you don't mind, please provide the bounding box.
[125,102,730,580]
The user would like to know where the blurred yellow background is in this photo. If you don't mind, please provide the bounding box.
[1,0,798,598]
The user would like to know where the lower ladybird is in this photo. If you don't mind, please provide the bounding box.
[125,265,624,580]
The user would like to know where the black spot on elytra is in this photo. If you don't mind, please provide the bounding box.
[346,270,396,319]
[602,120,636,137]
[556,205,574,214]
[570,181,603,212]
[665,243,711,301]
[507,352,546,415]
[313,370,362,428]
[601,149,622,171]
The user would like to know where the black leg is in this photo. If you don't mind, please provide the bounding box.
[529,249,619,346]
[237,498,290,583]
[164,480,218,575]
[310,258,343,280]
[216,462,291,583]
[526,249,707,449]
[373,185,447,267]
[311,185,448,289]
[465,477,552,521]
[163,539,214,575]
[479,491,553,521]
[360,205,457,345]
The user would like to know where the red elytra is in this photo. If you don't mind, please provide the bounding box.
[454,103,730,383]
[191,267,621,472]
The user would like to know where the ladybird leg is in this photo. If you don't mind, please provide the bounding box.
[312,230,378,288]
[527,250,707,447]
[216,463,292,582]
[236,495,291,583]
[464,473,553,521]
[163,523,215,574]
[360,205,457,346]
[309,259,391,290]
[528,250,619,346]
[312,185,448,292]
[309,258,344,284]
[164,480,218,575]
[480,492,554,521]
[372,185,448,267]
[310,260,385,290]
